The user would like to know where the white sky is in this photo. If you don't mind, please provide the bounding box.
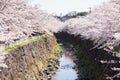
[28,0,110,15]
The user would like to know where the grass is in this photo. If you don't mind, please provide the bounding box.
[1,35,47,53]
[114,45,120,52]
[49,53,57,59]
[43,53,58,70]
[44,43,62,68]
[55,43,62,52]
[48,43,62,60]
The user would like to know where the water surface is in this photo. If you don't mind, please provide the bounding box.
[52,53,78,80]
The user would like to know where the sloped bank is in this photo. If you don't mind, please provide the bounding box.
[55,32,120,80]
[0,34,60,80]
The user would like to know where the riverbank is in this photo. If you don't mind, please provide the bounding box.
[39,44,62,80]
[0,32,120,80]
[0,34,60,80]
[39,43,79,80]
[55,32,120,80]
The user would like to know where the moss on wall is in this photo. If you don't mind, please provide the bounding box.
[1,34,58,80]
[55,43,62,52]
[1,35,47,53]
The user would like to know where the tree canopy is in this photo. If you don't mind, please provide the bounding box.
[64,0,120,51]
[0,0,63,43]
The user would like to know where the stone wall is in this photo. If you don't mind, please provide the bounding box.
[0,35,57,80]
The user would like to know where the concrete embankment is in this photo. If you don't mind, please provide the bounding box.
[0,32,120,80]
[0,34,59,80]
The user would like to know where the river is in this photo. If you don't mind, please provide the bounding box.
[52,47,78,80]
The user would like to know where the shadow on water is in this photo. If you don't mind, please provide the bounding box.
[54,32,120,80]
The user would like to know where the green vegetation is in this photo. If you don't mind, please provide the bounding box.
[114,45,120,52]
[49,43,62,59]
[77,12,89,16]
[55,43,62,52]
[74,45,88,76]
[49,53,57,59]
[44,44,62,69]
[62,42,101,79]
[1,35,47,53]
[74,44,103,80]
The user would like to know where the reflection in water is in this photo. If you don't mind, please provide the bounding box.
[52,53,78,80]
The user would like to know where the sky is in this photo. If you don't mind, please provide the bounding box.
[28,0,109,15]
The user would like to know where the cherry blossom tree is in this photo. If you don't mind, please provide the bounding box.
[0,0,63,44]
[64,0,120,50]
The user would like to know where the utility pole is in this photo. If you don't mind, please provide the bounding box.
[89,7,91,13]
